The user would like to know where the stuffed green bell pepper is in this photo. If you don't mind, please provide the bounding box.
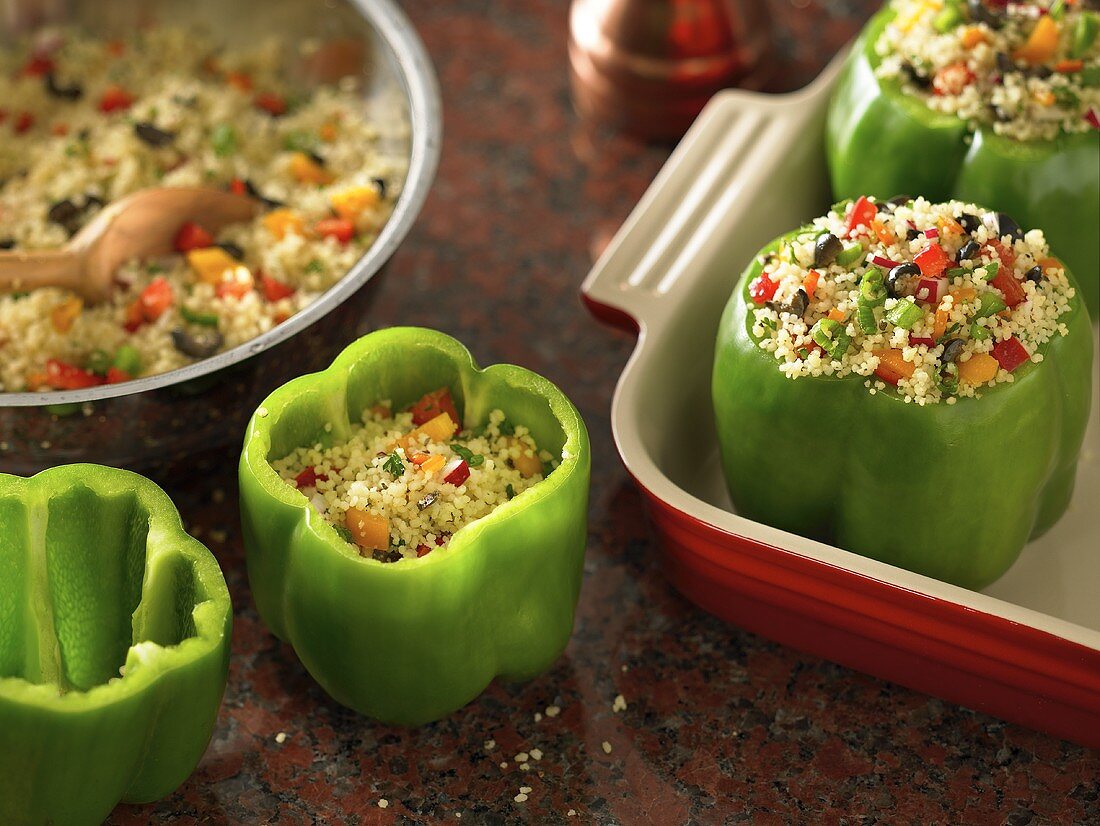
[712,196,1092,589]
[0,465,231,826]
[239,327,590,725]
[826,0,1100,315]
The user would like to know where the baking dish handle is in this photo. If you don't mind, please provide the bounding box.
[581,49,849,337]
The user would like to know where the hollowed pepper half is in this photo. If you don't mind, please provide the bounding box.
[239,328,590,725]
[0,465,232,826]
[826,5,1100,315]
[712,231,1093,590]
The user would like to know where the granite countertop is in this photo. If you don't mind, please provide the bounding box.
[111,1,1100,822]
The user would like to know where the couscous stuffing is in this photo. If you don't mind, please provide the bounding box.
[746,196,1077,404]
[272,388,555,561]
[876,0,1100,141]
[0,26,404,392]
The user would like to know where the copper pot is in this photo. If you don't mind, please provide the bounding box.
[569,0,773,141]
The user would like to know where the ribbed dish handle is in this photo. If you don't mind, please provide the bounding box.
[581,49,850,337]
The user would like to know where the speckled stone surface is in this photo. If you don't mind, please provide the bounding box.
[109,1,1100,823]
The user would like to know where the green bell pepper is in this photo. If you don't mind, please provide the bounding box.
[0,465,232,826]
[239,327,590,725]
[712,232,1093,590]
[826,5,1100,316]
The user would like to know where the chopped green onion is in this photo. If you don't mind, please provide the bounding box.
[975,293,1006,319]
[859,267,887,306]
[305,259,324,274]
[1072,12,1098,58]
[85,349,112,376]
[937,363,959,396]
[933,4,964,32]
[1049,0,1066,20]
[180,305,220,327]
[282,130,315,153]
[946,267,969,277]
[505,483,516,500]
[450,443,485,467]
[112,345,141,375]
[1081,65,1100,87]
[979,262,999,281]
[970,322,991,341]
[211,123,238,157]
[383,452,405,477]
[885,297,923,330]
[856,303,878,335]
[334,525,354,544]
[810,318,851,359]
[498,418,515,437]
[836,242,864,267]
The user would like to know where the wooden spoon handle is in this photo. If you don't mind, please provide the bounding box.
[0,250,83,296]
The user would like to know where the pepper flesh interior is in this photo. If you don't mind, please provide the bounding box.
[0,488,198,694]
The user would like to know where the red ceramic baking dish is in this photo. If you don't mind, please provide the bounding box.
[582,52,1100,749]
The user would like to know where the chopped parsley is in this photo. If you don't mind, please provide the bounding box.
[305,259,325,274]
[383,452,405,477]
[498,418,515,437]
[450,443,485,466]
[505,483,516,500]
[333,525,354,544]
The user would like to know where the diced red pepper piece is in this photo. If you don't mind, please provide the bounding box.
[254,92,287,116]
[229,177,248,196]
[260,273,296,302]
[933,62,975,96]
[314,217,356,245]
[98,84,135,113]
[748,275,779,305]
[45,359,104,390]
[991,267,1027,308]
[443,458,470,486]
[415,544,433,558]
[845,196,877,237]
[294,466,329,489]
[215,276,254,300]
[21,55,55,77]
[226,71,253,92]
[138,277,174,321]
[409,388,461,427]
[105,367,132,384]
[908,334,935,347]
[914,243,950,277]
[14,112,34,134]
[984,238,1016,271]
[991,336,1030,372]
[1087,108,1100,131]
[914,277,947,303]
[174,222,214,253]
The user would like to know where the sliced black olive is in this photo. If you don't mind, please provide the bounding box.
[44,72,83,101]
[958,240,980,261]
[417,493,437,511]
[941,338,966,364]
[371,548,402,563]
[995,52,1015,76]
[1029,65,1052,80]
[371,176,387,199]
[47,198,83,236]
[906,228,922,241]
[171,327,223,359]
[994,212,1024,241]
[788,288,809,318]
[134,122,176,147]
[958,213,981,234]
[813,233,843,267]
[0,238,14,250]
[242,178,284,210]
[970,0,1005,29]
[83,194,105,211]
[886,195,911,209]
[886,263,921,298]
[1024,265,1043,284]
[216,241,245,261]
[901,63,931,89]
[306,150,327,167]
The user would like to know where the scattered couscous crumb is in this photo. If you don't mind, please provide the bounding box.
[209,529,227,544]
[274,732,286,744]
[500,762,509,770]
[378,799,389,809]
[612,694,627,713]
[257,408,269,419]
[567,809,577,817]
[601,741,613,754]
[514,752,528,763]
[545,705,561,717]
[211,487,225,504]
[529,748,543,762]
[514,793,528,804]
[533,712,543,722]
[483,739,496,752]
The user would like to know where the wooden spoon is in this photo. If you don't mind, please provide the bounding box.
[0,187,260,304]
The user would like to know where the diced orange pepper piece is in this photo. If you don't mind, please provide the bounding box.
[802,270,821,300]
[933,307,948,341]
[186,247,239,285]
[1054,59,1083,74]
[394,412,458,450]
[506,437,543,478]
[330,186,381,220]
[1014,16,1059,66]
[1034,89,1056,107]
[226,71,253,92]
[948,287,976,301]
[871,219,896,246]
[938,217,964,237]
[872,349,916,385]
[827,308,846,323]
[50,297,83,333]
[957,353,999,385]
[289,151,335,185]
[1038,256,1063,272]
[263,208,305,240]
[345,507,390,551]
[319,122,338,142]
[421,454,447,475]
[961,27,988,49]
[409,452,430,466]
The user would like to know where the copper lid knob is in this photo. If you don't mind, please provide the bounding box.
[568,0,773,142]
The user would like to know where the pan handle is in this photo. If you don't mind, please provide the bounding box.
[581,48,849,338]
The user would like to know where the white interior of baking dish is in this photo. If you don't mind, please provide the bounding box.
[583,51,1100,649]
